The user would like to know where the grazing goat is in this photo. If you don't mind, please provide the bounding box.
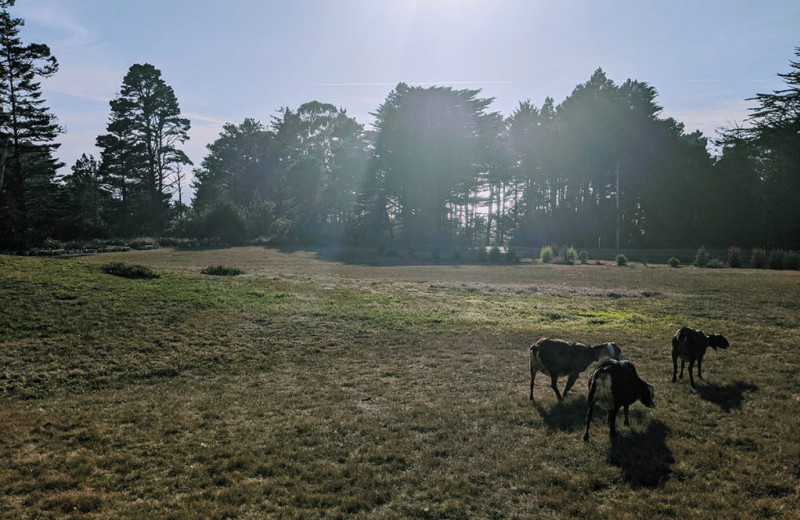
[529,338,621,402]
[671,326,729,388]
[584,359,654,441]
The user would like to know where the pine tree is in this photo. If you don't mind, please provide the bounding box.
[97,63,191,235]
[0,0,62,248]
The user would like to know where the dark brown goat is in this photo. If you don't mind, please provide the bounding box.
[584,358,654,441]
[671,326,729,388]
[529,338,621,401]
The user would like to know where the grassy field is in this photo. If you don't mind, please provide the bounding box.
[1,247,798,519]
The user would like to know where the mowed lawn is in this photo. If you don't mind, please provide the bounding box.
[1,247,798,519]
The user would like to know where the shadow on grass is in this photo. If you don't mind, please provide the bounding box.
[697,381,758,412]
[533,397,587,433]
[608,420,674,489]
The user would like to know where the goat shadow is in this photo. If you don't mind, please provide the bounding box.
[696,381,758,412]
[608,420,674,489]
[533,397,587,432]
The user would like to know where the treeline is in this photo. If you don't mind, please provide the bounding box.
[0,0,798,250]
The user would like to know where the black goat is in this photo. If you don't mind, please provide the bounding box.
[529,338,621,402]
[671,326,729,388]
[584,359,654,441]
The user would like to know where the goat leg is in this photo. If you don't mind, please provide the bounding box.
[697,358,703,379]
[608,408,619,437]
[562,373,579,397]
[688,359,697,388]
[672,352,678,382]
[584,404,594,442]
[623,405,630,427]
[679,359,685,379]
[529,368,536,400]
[549,373,564,402]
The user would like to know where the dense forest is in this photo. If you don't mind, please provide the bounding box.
[0,1,798,251]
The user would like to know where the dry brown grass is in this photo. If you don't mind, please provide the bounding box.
[1,247,798,519]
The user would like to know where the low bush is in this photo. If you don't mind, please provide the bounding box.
[563,246,578,265]
[102,262,160,279]
[615,254,628,266]
[782,251,799,271]
[201,265,244,276]
[539,246,554,264]
[488,246,502,263]
[694,247,710,267]
[668,257,681,268]
[751,248,767,269]
[707,258,726,269]
[476,249,488,263]
[506,249,521,264]
[579,250,589,264]
[767,250,785,270]
[728,247,742,268]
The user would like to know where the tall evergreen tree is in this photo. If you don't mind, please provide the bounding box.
[60,154,109,238]
[97,63,191,235]
[366,83,496,245]
[0,0,62,248]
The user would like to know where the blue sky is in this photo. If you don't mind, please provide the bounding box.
[12,0,800,196]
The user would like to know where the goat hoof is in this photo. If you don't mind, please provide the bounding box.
[583,434,589,442]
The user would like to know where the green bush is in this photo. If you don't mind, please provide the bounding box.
[694,247,710,267]
[668,257,681,268]
[751,248,766,269]
[506,249,521,264]
[488,246,502,263]
[452,250,462,262]
[728,247,742,268]
[615,254,628,266]
[767,250,785,270]
[476,248,488,263]
[539,246,554,264]
[201,265,244,276]
[707,258,726,269]
[783,251,800,270]
[102,262,160,279]
[564,246,578,265]
[579,250,589,264]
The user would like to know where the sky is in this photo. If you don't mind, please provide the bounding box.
[11,0,800,199]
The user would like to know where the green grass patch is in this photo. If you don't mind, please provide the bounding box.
[1,248,799,519]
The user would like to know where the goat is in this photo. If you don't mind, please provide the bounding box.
[584,359,654,441]
[529,338,621,402]
[671,326,729,388]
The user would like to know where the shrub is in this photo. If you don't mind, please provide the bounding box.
[452,250,462,262]
[476,248,488,263]
[694,247,710,268]
[751,248,767,269]
[668,257,681,268]
[728,247,742,268]
[488,246,502,263]
[201,265,244,276]
[563,246,578,265]
[783,251,800,270]
[767,250,785,270]
[579,250,589,264]
[539,246,554,264]
[102,262,160,279]
[129,236,158,250]
[707,258,726,269]
[615,254,628,266]
[506,249,521,264]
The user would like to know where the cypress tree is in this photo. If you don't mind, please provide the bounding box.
[0,0,62,248]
